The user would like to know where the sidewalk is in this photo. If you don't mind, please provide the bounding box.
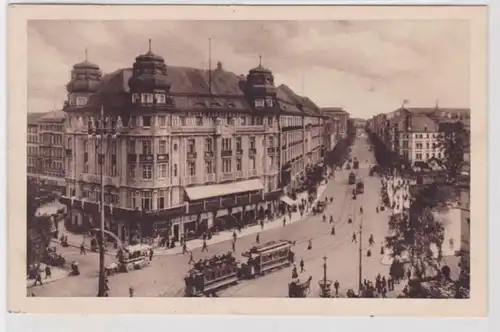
[26,266,68,289]
[53,183,329,257]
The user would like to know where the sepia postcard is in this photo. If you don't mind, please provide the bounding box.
[8,4,487,316]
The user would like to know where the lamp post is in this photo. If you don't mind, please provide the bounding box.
[87,105,122,297]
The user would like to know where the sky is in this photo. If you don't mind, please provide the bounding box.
[27,20,470,119]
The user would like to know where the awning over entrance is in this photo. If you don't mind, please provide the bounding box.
[185,179,264,201]
[280,195,296,206]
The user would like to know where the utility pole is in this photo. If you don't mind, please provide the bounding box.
[358,176,364,295]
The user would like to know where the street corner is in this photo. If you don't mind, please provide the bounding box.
[26,266,69,289]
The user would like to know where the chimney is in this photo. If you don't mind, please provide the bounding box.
[216,61,223,71]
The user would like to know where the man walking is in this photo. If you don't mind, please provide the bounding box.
[80,242,86,255]
[352,232,357,243]
[331,225,335,236]
[300,258,305,273]
[334,280,340,296]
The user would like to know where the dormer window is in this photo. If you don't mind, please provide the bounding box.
[155,93,166,104]
[76,96,87,106]
[141,93,154,104]
[132,93,140,104]
[254,99,265,109]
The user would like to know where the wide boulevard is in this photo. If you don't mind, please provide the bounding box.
[31,131,396,297]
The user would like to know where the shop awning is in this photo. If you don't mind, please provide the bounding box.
[280,195,296,206]
[185,179,264,201]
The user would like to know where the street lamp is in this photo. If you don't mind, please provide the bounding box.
[318,256,332,297]
[87,105,122,297]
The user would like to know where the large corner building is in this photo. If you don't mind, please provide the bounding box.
[60,46,330,242]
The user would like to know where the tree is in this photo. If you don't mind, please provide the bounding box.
[26,178,54,269]
[437,122,470,183]
[385,184,446,283]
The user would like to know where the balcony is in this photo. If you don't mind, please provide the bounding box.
[267,147,277,154]
[249,169,258,177]
[221,150,232,157]
[236,125,265,133]
[204,151,214,159]
[104,176,121,187]
[249,148,257,155]
[235,171,244,179]
[236,149,243,155]
[187,151,197,161]
[171,126,216,134]
[221,173,234,181]
[157,153,169,162]
[205,173,215,183]
[185,175,200,185]
[139,154,154,163]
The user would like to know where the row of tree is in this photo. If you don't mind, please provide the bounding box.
[380,122,470,298]
[324,119,356,168]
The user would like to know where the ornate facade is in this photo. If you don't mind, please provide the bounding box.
[60,45,324,243]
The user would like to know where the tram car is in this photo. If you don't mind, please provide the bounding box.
[240,240,294,278]
[184,252,239,297]
[348,171,356,185]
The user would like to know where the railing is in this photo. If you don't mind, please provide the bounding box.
[248,169,258,177]
[236,149,243,155]
[205,173,215,183]
[139,154,154,163]
[157,153,169,162]
[221,150,232,157]
[204,151,214,159]
[267,147,277,154]
[236,125,265,133]
[104,176,121,187]
[187,152,197,160]
[185,175,200,185]
[235,171,244,179]
[249,148,257,155]
[171,126,216,133]
[221,173,234,181]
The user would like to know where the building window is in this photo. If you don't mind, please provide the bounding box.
[159,140,167,154]
[205,160,213,174]
[236,137,242,150]
[236,158,242,171]
[130,116,137,127]
[141,191,152,211]
[249,156,256,170]
[158,163,168,179]
[143,116,152,127]
[268,136,274,147]
[416,153,422,160]
[173,164,178,177]
[76,96,87,106]
[416,143,423,149]
[155,93,166,104]
[249,137,256,150]
[111,154,117,177]
[132,93,140,104]
[222,138,232,151]
[204,137,213,152]
[187,138,196,154]
[142,140,152,155]
[142,164,152,179]
[158,116,166,127]
[268,116,274,126]
[223,159,232,173]
[157,190,166,209]
[128,163,136,178]
[180,117,186,126]
[195,116,203,126]
[188,162,196,176]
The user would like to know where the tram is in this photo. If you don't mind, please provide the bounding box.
[241,240,294,277]
[348,171,356,185]
[184,252,239,297]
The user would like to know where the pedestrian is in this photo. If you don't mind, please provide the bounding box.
[380,245,385,255]
[232,240,236,252]
[149,248,154,261]
[360,206,363,214]
[283,217,287,227]
[322,214,326,222]
[334,280,340,296]
[331,226,335,236]
[382,286,387,298]
[348,217,352,224]
[44,265,51,279]
[381,276,387,290]
[80,242,86,255]
[352,232,357,243]
[330,197,333,204]
[376,206,379,213]
[292,264,298,278]
[300,258,305,273]
[202,239,208,252]
[388,276,394,291]
[255,233,260,245]
[104,277,110,292]
[188,251,194,264]
[300,210,304,218]
[232,230,237,242]
[367,249,371,257]
[407,268,412,280]
[307,239,312,250]
[329,215,333,224]
[33,271,43,286]
[129,286,134,297]
[369,234,374,246]
[260,219,264,229]
[182,242,188,254]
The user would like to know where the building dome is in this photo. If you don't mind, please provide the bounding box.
[245,58,277,97]
[128,39,170,92]
[66,53,102,93]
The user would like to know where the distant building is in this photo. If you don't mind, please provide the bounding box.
[27,111,66,192]
[351,118,366,129]
[321,107,350,149]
